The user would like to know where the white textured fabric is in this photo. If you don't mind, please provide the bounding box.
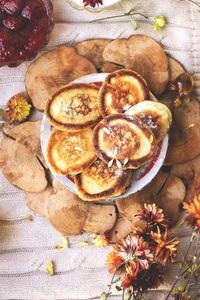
[0,0,200,299]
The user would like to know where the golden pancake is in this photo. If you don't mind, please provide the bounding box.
[46,128,96,175]
[99,69,150,117]
[126,101,172,142]
[93,114,157,169]
[45,83,101,131]
[74,159,132,201]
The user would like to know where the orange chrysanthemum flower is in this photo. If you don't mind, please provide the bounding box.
[183,195,200,233]
[107,246,123,273]
[106,235,153,277]
[136,203,168,230]
[121,274,133,289]
[151,227,179,266]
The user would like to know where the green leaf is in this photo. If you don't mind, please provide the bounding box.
[123,290,132,300]
[100,292,109,300]
[112,277,120,284]
[130,18,138,31]
[0,108,4,118]
[115,285,122,291]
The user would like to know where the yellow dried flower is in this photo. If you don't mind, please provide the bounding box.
[173,97,182,108]
[153,16,166,31]
[94,234,109,247]
[3,92,31,123]
[55,236,70,249]
[46,261,55,276]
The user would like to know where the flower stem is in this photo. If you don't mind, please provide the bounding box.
[90,12,149,23]
[186,0,200,8]
[164,234,196,300]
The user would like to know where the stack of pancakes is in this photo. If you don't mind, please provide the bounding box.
[45,69,172,201]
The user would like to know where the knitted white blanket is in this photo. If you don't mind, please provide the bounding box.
[0,0,199,299]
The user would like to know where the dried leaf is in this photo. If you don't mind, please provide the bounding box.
[46,261,55,276]
[55,236,70,249]
[124,290,132,300]
[78,241,91,246]
[100,292,109,300]
[21,214,33,221]
[130,18,138,31]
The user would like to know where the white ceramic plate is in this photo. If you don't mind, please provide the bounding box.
[41,73,168,200]
[67,0,121,11]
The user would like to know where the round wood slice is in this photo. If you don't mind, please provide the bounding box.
[103,34,169,95]
[0,137,47,192]
[165,99,200,165]
[25,47,97,111]
[75,39,111,69]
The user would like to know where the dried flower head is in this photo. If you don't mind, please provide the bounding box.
[131,263,164,295]
[94,234,109,247]
[183,195,200,233]
[83,0,103,8]
[3,92,31,123]
[153,16,166,31]
[151,227,179,266]
[173,97,182,108]
[107,235,153,277]
[136,203,168,230]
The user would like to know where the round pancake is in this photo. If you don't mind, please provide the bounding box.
[126,101,172,142]
[45,83,101,131]
[99,69,150,117]
[46,128,96,175]
[74,159,132,201]
[93,114,157,169]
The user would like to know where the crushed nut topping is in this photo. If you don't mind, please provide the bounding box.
[104,125,138,159]
[57,136,86,160]
[86,159,123,185]
[61,94,98,118]
[111,81,140,112]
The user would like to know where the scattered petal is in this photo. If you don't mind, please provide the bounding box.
[78,241,91,246]
[108,159,114,168]
[46,261,55,276]
[116,159,122,169]
[123,158,129,167]
[21,214,33,221]
[94,234,109,247]
[104,128,111,135]
[55,236,70,249]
